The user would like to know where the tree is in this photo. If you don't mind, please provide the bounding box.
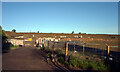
[12,29,16,32]
[2,30,9,52]
[79,32,81,34]
[37,31,39,33]
[0,25,1,29]
[2,30,7,43]
[0,26,11,53]
[72,31,74,34]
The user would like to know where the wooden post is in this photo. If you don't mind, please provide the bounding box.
[48,41,49,48]
[74,41,75,52]
[107,45,110,66]
[83,44,85,55]
[39,39,41,47]
[44,39,45,50]
[65,42,68,61]
[52,41,54,62]
[83,43,85,59]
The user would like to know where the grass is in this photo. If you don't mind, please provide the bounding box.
[10,45,19,50]
[57,52,109,71]
[72,55,108,71]
[41,46,109,71]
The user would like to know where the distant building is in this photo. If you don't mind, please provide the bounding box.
[7,39,24,46]
[60,36,67,38]
[74,36,78,38]
[78,35,83,38]
[15,36,24,38]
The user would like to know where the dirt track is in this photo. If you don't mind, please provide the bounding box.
[2,46,60,70]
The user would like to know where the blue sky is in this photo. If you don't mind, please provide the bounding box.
[2,2,118,34]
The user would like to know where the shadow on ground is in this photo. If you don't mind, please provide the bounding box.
[2,42,11,53]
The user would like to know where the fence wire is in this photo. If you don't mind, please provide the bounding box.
[44,40,120,62]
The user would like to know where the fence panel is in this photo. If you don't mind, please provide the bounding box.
[44,40,120,63]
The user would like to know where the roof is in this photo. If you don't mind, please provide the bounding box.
[7,37,24,40]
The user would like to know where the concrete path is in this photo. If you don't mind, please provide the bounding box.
[2,46,60,70]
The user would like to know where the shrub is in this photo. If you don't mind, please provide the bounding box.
[68,55,108,71]
[44,48,108,71]
[86,60,108,71]
[64,61,69,66]
[81,60,89,69]
[77,59,84,68]
[55,49,62,55]
[46,48,52,53]
[58,56,65,64]
[68,55,78,67]
[96,60,108,71]
[87,60,98,70]
[10,45,19,50]
[57,53,65,58]
[46,53,51,57]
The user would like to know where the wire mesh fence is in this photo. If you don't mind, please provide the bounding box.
[43,39,120,63]
[35,37,120,71]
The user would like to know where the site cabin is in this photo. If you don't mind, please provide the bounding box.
[7,39,23,46]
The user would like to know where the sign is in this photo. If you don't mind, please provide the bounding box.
[25,38,32,41]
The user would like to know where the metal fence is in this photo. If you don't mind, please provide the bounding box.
[43,40,120,63]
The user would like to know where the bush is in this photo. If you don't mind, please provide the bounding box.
[79,60,88,69]
[96,60,108,71]
[64,61,69,66]
[68,54,108,71]
[55,49,62,55]
[46,48,52,53]
[69,59,78,67]
[69,55,78,67]
[10,45,19,50]
[44,48,108,71]
[87,60,98,70]
[86,60,108,71]
[58,56,65,64]
[46,53,51,57]
[77,59,84,68]
[2,30,11,52]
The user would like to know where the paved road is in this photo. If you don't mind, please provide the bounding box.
[2,46,60,70]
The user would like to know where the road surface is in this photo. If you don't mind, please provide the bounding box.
[2,46,61,71]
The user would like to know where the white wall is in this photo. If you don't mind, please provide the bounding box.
[7,39,23,46]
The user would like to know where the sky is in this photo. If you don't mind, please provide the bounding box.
[2,2,118,34]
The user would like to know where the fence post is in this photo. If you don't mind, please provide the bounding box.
[39,39,40,47]
[107,45,110,66]
[48,41,49,48]
[65,42,68,61]
[43,40,45,50]
[74,41,75,52]
[83,43,85,57]
[44,40,46,49]
[52,41,55,62]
